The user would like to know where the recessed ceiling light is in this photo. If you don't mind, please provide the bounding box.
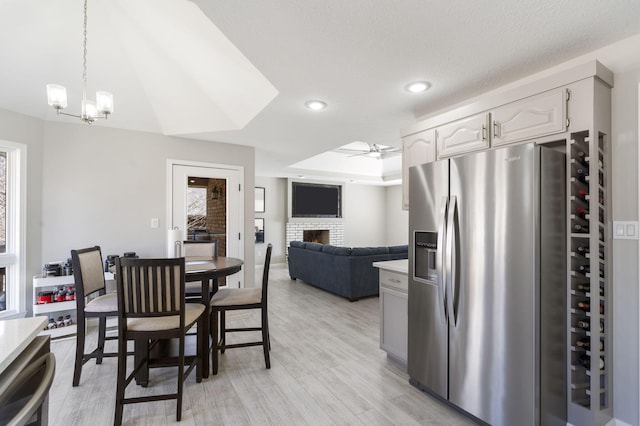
[405,81,431,94]
[304,100,327,111]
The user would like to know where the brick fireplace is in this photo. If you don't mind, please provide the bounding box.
[286,221,344,251]
[303,229,329,244]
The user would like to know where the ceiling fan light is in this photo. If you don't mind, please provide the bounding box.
[368,151,382,159]
[405,81,431,93]
[46,84,68,109]
[96,91,114,115]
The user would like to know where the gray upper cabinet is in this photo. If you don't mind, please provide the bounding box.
[491,88,567,147]
[402,129,435,210]
[436,112,490,158]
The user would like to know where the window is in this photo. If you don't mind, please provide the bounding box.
[0,140,26,317]
[187,186,207,233]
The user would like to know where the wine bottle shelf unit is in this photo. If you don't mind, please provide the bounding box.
[567,130,608,413]
[32,272,116,338]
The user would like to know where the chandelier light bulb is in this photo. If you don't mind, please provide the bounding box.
[46,84,68,109]
[82,100,98,122]
[96,91,114,115]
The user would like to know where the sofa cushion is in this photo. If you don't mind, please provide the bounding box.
[351,246,389,256]
[389,245,409,254]
[305,242,324,252]
[322,244,352,256]
[290,241,306,249]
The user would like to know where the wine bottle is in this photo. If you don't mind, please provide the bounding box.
[576,355,591,369]
[577,339,605,351]
[577,188,588,197]
[577,264,590,273]
[575,338,591,349]
[575,207,589,219]
[576,320,604,332]
[576,174,589,184]
[575,167,587,177]
[576,320,590,330]
[577,356,605,370]
[577,283,590,292]
[576,245,589,255]
[574,223,589,233]
[577,301,590,310]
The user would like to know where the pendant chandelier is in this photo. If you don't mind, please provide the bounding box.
[46,0,113,124]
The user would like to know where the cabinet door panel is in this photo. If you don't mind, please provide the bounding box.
[436,113,489,158]
[492,88,566,147]
[402,129,435,210]
[380,285,408,364]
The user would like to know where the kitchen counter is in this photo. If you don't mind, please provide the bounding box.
[0,317,47,374]
[373,259,408,274]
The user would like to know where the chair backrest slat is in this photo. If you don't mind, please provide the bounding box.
[116,258,185,320]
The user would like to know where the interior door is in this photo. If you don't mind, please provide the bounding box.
[170,163,243,288]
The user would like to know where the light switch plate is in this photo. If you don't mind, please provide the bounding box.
[151,218,159,228]
[613,221,639,240]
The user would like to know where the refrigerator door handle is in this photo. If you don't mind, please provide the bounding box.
[445,195,458,326]
[436,196,449,324]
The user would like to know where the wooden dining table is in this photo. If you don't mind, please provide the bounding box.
[134,256,243,385]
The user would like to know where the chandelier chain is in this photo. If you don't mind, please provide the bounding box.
[82,0,88,99]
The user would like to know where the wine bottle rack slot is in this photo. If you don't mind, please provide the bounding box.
[568,130,609,412]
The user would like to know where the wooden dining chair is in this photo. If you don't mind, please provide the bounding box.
[183,240,218,298]
[70,246,119,387]
[113,257,206,426]
[210,243,272,375]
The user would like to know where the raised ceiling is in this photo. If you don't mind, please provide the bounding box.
[1,0,640,183]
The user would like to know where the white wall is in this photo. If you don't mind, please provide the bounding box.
[254,176,287,264]
[0,111,258,313]
[385,185,409,245]
[343,183,387,247]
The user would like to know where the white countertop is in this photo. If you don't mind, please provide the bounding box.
[373,259,408,274]
[0,316,47,374]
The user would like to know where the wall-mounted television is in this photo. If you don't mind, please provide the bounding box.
[292,182,342,218]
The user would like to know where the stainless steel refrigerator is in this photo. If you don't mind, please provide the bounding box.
[408,142,567,426]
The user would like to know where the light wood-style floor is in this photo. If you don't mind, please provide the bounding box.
[47,263,475,425]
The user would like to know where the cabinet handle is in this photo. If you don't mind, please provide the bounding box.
[389,278,401,283]
[482,125,487,141]
[493,120,500,138]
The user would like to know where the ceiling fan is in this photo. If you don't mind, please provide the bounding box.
[336,143,401,159]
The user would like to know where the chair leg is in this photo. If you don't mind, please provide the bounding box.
[210,308,219,375]
[73,316,86,387]
[261,307,271,369]
[176,333,185,422]
[220,310,226,354]
[114,335,127,426]
[96,316,107,364]
[195,315,203,383]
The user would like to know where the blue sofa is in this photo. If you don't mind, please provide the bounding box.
[287,241,408,301]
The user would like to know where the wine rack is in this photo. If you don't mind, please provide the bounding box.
[568,130,608,412]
